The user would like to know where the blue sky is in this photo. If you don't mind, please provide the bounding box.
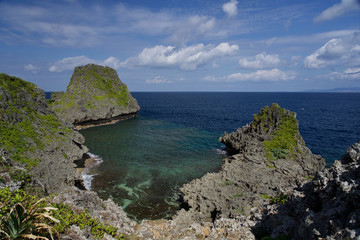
[0,0,359,92]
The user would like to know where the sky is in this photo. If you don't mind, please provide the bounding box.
[0,0,359,92]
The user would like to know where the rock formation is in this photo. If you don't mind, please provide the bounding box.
[0,73,87,193]
[258,141,360,239]
[50,64,140,129]
[176,103,325,224]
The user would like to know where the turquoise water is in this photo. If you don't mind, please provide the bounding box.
[80,92,360,221]
[80,117,224,220]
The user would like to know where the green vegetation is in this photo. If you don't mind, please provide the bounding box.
[260,194,271,200]
[254,104,300,161]
[0,74,71,170]
[220,180,235,186]
[270,194,288,205]
[232,193,244,198]
[50,65,130,116]
[0,188,124,240]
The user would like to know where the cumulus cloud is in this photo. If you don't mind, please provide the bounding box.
[314,0,360,22]
[203,68,296,82]
[123,42,239,70]
[24,64,39,73]
[49,56,96,72]
[145,76,172,84]
[223,0,238,17]
[238,52,280,69]
[304,31,360,69]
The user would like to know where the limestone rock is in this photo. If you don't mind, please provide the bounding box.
[0,73,87,193]
[260,140,360,239]
[177,103,325,224]
[50,64,140,129]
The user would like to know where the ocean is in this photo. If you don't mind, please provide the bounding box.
[79,92,360,221]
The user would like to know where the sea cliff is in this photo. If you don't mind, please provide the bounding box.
[50,64,140,129]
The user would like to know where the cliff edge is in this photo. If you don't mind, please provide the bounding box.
[0,73,87,193]
[50,64,140,129]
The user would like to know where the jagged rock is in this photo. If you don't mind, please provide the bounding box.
[177,104,325,225]
[0,73,87,193]
[50,64,140,129]
[260,140,360,239]
[52,187,136,238]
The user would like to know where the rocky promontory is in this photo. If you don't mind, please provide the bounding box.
[50,64,140,129]
[0,73,87,193]
[176,103,325,224]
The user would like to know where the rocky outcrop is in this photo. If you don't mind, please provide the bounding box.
[176,103,325,224]
[50,64,140,129]
[0,73,87,193]
[259,141,360,239]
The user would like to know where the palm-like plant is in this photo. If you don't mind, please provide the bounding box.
[0,198,59,240]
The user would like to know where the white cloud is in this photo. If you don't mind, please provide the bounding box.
[145,76,172,84]
[49,56,95,72]
[49,56,125,72]
[314,0,360,22]
[24,64,39,73]
[123,42,239,70]
[204,68,296,82]
[325,69,360,80]
[103,56,123,69]
[223,0,238,17]
[238,52,280,69]
[304,31,360,69]
[344,67,360,74]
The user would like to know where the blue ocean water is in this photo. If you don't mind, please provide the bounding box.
[80,92,360,221]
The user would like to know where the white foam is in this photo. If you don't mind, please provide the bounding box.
[81,152,104,191]
[214,148,227,155]
[82,173,94,191]
[87,152,104,165]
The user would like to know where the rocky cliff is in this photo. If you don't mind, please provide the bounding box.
[176,103,325,224]
[50,64,140,129]
[258,141,360,239]
[0,73,87,193]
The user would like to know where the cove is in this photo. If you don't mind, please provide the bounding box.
[80,117,224,221]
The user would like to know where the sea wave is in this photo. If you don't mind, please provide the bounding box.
[81,152,104,190]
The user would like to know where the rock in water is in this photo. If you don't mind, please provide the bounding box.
[0,73,88,193]
[50,64,140,129]
[176,103,325,224]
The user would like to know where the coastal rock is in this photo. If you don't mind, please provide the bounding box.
[259,140,360,239]
[50,64,140,129]
[177,104,325,224]
[0,73,87,193]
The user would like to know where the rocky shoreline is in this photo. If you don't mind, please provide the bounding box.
[1,70,359,239]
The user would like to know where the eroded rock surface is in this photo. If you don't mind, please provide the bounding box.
[0,73,87,193]
[50,64,140,129]
[259,141,360,239]
[177,104,325,224]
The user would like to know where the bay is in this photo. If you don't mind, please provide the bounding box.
[80,92,360,221]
